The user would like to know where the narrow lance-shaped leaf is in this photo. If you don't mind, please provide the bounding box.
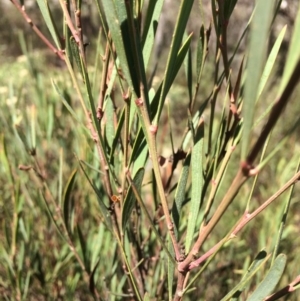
[119,0,149,102]
[272,158,300,264]
[90,258,100,295]
[141,0,164,68]
[0,134,14,185]
[247,254,287,301]
[90,224,105,269]
[77,224,89,273]
[52,80,85,128]
[196,24,210,85]
[172,154,191,237]
[185,119,204,253]
[62,169,77,234]
[36,0,61,48]
[40,191,66,242]
[196,25,205,81]
[30,105,36,151]
[257,25,287,101]
[100,0,134,93]
[122,168,145,230]
[109,107,125,164]
[241,0,275,160]
[15,124,32,155]
[131,136,148,177]
[69,36,84,78]
[154,0,194,126]
[127,172,176,263]
[168,236,176,301]
[58,148,63,207]
[184,35,193,104]
[221,250,269,301]
[224,0,238,20]
[77,159,112,231]
[278,4,300,96]
[150,33,193,121]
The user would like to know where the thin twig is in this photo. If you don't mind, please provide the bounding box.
[58,0,86,67]
[9,0,64,60]
[187,169,300,271]
[136,84,181,261]
[97,39,111,120]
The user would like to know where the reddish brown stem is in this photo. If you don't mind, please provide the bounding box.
[59,0,86,67]
[9,0,64,60]
[187,169,300,272]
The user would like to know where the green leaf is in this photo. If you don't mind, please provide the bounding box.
[196,25,204,81]
[185,45,193,105]
[241,0,275,160]
[40,191,66,242]
[122,168,145,230]
[36,0,61,48]
[90,224,104,269]
[100,0,134,93]
[143,292,150,301]
[69,36,84,77]
[89,258,100,295]
[58,148,63,207]
[272,158,300,264]
[62,169,77,234]
[23,270,31,300]
[168,236,176,301]
[278,4,300,96]
[257,25,287,101]
[127,173,175,264]
[182,109,202,151]
[247,254,287,301]
[15,125,32,154]
[221,250,269,301]
[109,107,125,164]
[172,154,191,237]
[52,246,74,279]
[0,246,15,278]
[0,134,13,185]
[77,224,89,272]
[130,134,148,176]
[151,33,193,121]
[185,120,204,252]
[128,83,157,172]
[141,0,164,68]
[29,104,37,150]
[52,81,84,127]
[224,0,238,20]
[196,24,210,84]
[154,0,194,125]
[17,241,25,272]
[77,159,112,231]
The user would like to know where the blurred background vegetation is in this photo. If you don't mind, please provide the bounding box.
[1,0,300,300]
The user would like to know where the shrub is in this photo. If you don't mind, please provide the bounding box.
[1,0,300,300]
